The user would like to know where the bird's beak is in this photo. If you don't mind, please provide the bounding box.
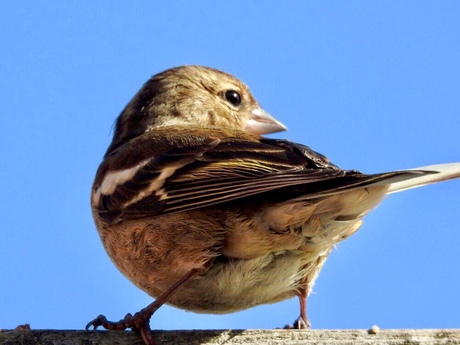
[245,108,288,135]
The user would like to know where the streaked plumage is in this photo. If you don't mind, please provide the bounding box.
[88,65,460,344]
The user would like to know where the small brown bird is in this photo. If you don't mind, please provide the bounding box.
[88,65,460,345]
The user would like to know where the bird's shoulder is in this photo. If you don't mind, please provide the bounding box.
[94,126,340,185]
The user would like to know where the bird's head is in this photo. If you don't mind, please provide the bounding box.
[107,65,287,153]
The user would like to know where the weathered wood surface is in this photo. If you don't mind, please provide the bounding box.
[1,329,460,345]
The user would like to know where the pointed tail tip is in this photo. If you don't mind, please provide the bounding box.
[387,162,460,194]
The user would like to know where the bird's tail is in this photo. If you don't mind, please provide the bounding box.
[385,163,460,194]
[281,162,460,202]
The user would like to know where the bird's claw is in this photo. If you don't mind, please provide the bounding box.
[284,315,311,329]
[86,311,147,330]
[86,312,155,344]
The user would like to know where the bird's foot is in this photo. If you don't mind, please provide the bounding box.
[86,307,156,345]
[86,268,201,345]
[284,315,311,329]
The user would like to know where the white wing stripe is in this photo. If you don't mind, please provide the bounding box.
[92,159,151,206]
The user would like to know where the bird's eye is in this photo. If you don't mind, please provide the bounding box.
[224,90,242,107]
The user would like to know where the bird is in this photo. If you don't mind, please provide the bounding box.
[87,65,460,345]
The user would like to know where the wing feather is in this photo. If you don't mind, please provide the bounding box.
[94,134,432,224]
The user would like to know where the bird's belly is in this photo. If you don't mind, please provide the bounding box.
[150,216,367,313]
[96,197,376,314]
[163,249,330,314]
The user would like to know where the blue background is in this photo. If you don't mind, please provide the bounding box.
[1,2,459,331]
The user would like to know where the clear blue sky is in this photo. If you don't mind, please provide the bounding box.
[1,1,459,331]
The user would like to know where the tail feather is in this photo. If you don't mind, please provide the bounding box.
[284,162,460,202]
[385,163,460,194]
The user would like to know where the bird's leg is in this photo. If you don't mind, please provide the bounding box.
[294,288,311,329]
[286,287,311,329]
[86,268,200,345]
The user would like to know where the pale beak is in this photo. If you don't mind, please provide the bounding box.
[245,108,288,135]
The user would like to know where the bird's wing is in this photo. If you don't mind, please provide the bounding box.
[93,133,450,224]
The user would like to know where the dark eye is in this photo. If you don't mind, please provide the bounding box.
[224,90,241,107]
